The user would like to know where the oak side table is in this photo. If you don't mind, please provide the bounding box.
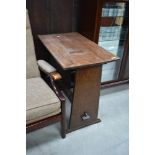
[38,32,119,132]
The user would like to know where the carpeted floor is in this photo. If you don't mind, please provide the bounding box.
[26,84,129,155]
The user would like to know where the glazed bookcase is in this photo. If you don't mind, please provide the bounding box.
[78,0,129,87]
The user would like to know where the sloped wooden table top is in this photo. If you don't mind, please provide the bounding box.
[38,32,119,70]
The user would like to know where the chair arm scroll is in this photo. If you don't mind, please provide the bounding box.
[48,75,65,103]
[37,60,62,81]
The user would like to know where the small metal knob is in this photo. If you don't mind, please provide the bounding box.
[81,112,90,120]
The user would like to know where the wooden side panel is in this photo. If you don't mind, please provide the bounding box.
[49,0,73,33]
[69,65,102,130]
[78,0,97,41]
[78,0,103,43]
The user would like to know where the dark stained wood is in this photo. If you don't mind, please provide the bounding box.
[38,32,119,70]
[67,119,101,133]
[48,76,66,103]
[50,72,62,81]
[94,0,105,43]
[47,74,67,138]
[101,79,129,88]
[26,0,73,34]
[61,96,66,138]
[69,66,102,130]
[38,32,119,132]
[79,0,103,43]
[78,0,97,40]
[123,56,129,79]
[119,36,129,79]
[26,0,73,60]
[26,114,61,133]
[26,0,50,60]
[49,0,73,33]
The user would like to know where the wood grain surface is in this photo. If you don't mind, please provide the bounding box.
[38,32,119,70]
[69,65,102,130]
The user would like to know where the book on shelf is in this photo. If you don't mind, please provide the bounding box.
[102,2,125,17]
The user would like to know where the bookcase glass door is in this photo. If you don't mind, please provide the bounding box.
[98,2,129,82]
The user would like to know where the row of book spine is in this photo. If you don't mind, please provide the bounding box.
[102,8,125,17]
[99,26,122,41]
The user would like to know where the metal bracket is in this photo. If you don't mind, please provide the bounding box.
[81,112,90,121]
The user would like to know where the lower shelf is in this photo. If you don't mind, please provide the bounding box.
[101,79,129,88]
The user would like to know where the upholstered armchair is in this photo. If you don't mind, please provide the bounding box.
[26,11,66,138]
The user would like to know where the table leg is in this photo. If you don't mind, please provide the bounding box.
[68,65,102,132]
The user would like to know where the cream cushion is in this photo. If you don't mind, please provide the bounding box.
[26,10,31,29]
[37,60,56,74]
[26,77,61,124]
[26,11,40,79]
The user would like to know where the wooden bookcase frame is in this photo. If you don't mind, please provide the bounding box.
[78,0,129,87]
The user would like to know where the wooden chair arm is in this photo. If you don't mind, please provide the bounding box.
[50,71,62,81]
[48,75,65,103]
